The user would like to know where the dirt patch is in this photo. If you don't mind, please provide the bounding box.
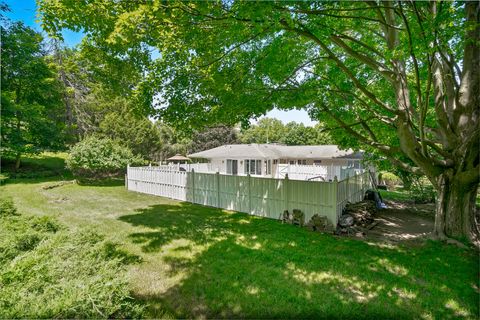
[366,200,435,243]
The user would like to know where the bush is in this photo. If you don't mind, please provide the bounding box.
[14,234,42,251]
[31,216,61,233]
[0,214,144,318]
[410,182,436,204]
[66,136,143,179]
[0,197,17,216]
[379,172,402,188]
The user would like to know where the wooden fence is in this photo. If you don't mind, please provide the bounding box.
[126,166,371,225]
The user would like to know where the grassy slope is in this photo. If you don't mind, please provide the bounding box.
[0,154,478,319]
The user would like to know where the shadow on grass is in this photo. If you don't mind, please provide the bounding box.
[1,153,72,184]
[76,178,125,187]
[119,203,478,319]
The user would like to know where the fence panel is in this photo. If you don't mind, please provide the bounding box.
[218,174,250,213]
[127,166,372,226]
[335,172,371,218]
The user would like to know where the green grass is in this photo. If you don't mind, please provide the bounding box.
[1,152,72,180]
[379,189,413,202]
[0,155,478,319]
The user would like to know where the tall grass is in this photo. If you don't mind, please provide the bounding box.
[0,197,143,318]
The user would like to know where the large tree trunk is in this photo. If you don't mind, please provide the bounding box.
[434,172,479,243]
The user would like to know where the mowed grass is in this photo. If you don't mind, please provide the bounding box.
[1,155,478,318]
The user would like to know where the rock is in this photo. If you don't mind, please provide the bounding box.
[339,214,354,227]
[306,214,334,232]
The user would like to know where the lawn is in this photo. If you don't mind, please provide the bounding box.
[0,154,478,318]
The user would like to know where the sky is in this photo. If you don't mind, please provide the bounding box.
[4,0,317,126]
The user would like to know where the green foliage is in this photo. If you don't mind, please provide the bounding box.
[0,197,17,216]
[0,212,144,318]
[156,122,192,161]
[189,125,239,153]
[99,108,162,160]
[240,118,285,144]
[379,172,402,188]
[240,118,333,145]
[409,182,437,204]
[0,152,71,180]
[0,22,66,163]
[30,216,61,233]
[66,136,143,178]
[14,234,42,252]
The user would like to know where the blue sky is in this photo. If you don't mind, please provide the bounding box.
[4,0,316,126]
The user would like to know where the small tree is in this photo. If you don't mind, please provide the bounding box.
[66,136,142,179]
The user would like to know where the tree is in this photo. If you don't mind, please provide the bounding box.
[240,118,285,144]
[282,122,333,145]
[1,22,65,170]
[155,123,191,161]
[50,43,150,140]
[99,108,162,160]
[38,1,479,242]
[189,125,239,153]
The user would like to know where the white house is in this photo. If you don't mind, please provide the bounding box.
[188,144,364,181]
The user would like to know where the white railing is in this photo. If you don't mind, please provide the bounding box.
[126,167,371,225]
[275,164,364,181]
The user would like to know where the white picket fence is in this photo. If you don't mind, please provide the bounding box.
[126,166,371,225]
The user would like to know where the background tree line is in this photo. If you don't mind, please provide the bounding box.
[1,19,334,172]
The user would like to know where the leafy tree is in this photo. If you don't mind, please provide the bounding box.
[240,118,285,144]
[0,22,65,170]
[39,1,479,242]
[240,118,332,145]
[155,123,191,161]
[99,107,162,160]
[189,125,239,153]
[66,136,142,178]
[50,41,151,140]
[282,122,333,145]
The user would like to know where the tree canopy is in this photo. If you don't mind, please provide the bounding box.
[1,22,65,169]
[240,118,332,145]
[37,1,480,242]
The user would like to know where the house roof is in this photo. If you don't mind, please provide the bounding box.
[188,144,362,160]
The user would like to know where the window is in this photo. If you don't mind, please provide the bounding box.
[289,160,295,165]
[297,159,306,165]
[266,160,272,175]
[226,159,238,175]
[314,160,322,166]
[244,159,262,175]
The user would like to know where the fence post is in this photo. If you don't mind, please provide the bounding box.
[191,169,195,204]
[333,175,339,224]
[247,174,252,214]
[284,173,289,211]
[126,164,129,190]
[345,173,350,201]
[216,172,221,208]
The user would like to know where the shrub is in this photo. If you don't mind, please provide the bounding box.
[66,136,143,178]
[14,234,42,251]
[0,197,17,216]
[410,182,436,204]
[0,217,144,318]
[379,172,402,188]
[31,216,61,233]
